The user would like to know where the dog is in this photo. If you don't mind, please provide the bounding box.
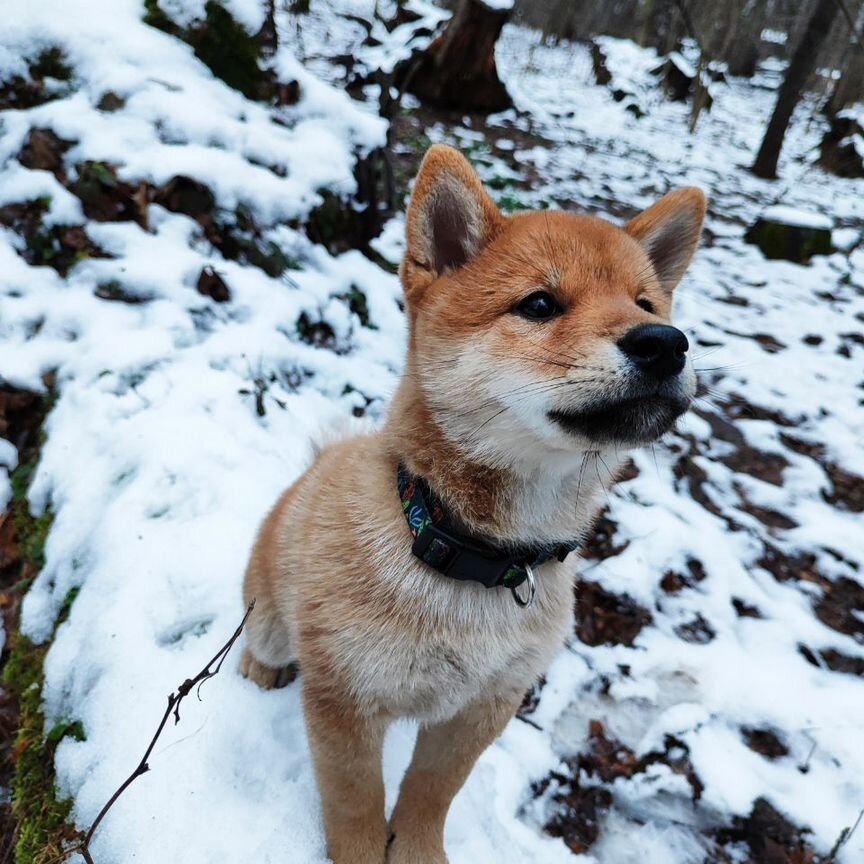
[240,144,705,864]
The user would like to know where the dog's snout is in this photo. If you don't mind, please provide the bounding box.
[618,324,689,378]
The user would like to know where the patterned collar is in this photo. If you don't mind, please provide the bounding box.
[397,464,578,608]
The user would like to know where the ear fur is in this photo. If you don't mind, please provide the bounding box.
[625,187,706,291]
[401,145,503,304]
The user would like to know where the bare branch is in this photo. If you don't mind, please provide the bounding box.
[79,601,255,864]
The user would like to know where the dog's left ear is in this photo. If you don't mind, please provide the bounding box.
[401,144,504,305]
[625,188,706,291]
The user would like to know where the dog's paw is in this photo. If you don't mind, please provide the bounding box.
[239,648,297,689]
[386,835,447,864]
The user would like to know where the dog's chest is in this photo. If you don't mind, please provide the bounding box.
[346,560,573,723]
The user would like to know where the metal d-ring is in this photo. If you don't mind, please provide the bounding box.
[510,563,537,609]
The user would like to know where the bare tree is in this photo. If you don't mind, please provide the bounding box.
[828,1,864,113]
[401,0,513,113]
[752,0,841,178]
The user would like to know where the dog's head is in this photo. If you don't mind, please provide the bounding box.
[400,145,705,467]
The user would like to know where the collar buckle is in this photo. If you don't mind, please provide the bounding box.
[412,521,523,589]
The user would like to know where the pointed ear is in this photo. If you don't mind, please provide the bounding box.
[401,144,504,303]
[625,187,706,291]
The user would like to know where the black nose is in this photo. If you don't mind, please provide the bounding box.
[618,324,689,378]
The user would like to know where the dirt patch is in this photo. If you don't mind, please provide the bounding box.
[0,200,108,277]
[713,797,819,863]
[517,675,545,723]
[661,558,707,594]
[197,266,231,303]
[0,48,74,111]
[538,721,635,854]
[720,329,787,354]
[539,722,704,854]
[742,726,790,760]
[18,128,73,179]
[694,407,789,486]
[579,512,629,562]
[675,613,716,644]
[732,597,764,618]
[737,494,799,531]
[724,394,799,428]
[757,544,820,584]
[799,644,864,678]
[575,581,652,647]
[813,577,864,639]
[672,448,726,520]
[71,161,149,227]
[822,462,864,513]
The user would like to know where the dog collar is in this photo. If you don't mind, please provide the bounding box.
[397,464,578,608]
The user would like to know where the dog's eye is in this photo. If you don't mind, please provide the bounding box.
[636,297,655,314]
[515,291,563,321]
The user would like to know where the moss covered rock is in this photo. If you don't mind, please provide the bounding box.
[745,206,833,263]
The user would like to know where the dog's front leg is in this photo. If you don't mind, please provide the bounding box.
[304,683,389,864]
[388,688,524,864]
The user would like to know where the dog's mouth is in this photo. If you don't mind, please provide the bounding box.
[549,391,691,445]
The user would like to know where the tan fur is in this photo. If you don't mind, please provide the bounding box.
[240,145,706,863]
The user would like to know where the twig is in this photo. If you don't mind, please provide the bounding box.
[827,806,864,862]
[79,601,255,864]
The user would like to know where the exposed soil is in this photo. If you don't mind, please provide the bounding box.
[575,581,652,647]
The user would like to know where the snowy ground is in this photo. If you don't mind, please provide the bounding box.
[1,2,864,863]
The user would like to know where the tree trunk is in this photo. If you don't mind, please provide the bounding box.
[752,0,840,179]
[829,46,864,113]
[401,0,513,113]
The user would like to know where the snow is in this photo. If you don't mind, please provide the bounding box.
[667,51,696,79]
[762,205,833,231]
[832,227,860,251]
[1,4,864,864]
[761,28,789,45]
[0,438,16,511]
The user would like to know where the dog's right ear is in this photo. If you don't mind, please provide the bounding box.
[401,145,504,306]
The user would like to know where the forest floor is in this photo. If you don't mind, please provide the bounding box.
[1,2,864,864]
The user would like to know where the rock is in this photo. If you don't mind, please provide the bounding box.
[196,266,231,303]
[819,110,864,179]
[745,205,833,262]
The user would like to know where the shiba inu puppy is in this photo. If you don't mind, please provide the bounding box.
[240,144,705,864]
